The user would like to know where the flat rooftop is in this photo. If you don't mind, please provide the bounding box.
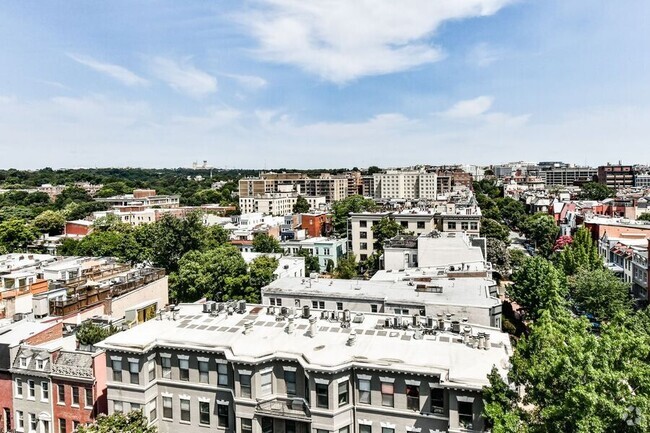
[99,303,511,389]
[263,277,500,309]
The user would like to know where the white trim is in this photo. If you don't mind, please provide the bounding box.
[127,358,139,364]
[159,353,171,358]
[215,359,227,364]
[259,367,273,375]
[147,353,156,361]
[216,399,229,405]
[405,379,421,386]
[197,357,209,363]
[359,419,373,425]
[457,395,475,403]
[379,376,395,383]
[161,392,173,398]
[177,355,189,360]
[283,366,297,372]
[338,375,350,383]
[314,378,329,385]
[380,422,396,428]
[239,369,252,375]
[109,356,122,361]
[198,396,211,403]
[405,428,421,433]
[179,394,191,400]
[357,374,372,381]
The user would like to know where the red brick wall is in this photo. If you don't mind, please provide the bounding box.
[64,222,92,236]
[133,189,156,199]
[0,371,13,431]
[52,379,96,433]
[24,322,63,345]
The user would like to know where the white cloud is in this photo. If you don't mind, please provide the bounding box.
[240,0,514,83]
[467,42,502,67]
[441,96,495,118]
[225,73,268,90]
[150,57,217,98]
[67,53,148,86]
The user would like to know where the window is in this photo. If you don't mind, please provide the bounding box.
[240,373,252,398]
[85,387,93,408]
[360,221,367,228]
[286,420,296,433]
[406,384,420,410]
[162,396,173,419]
[275,298,283,306]
[29,413,36,433]
[72,421,79,431]
[470,222,478,230]
[458,401,474,429]
[371,304,378,313]
[417,221,425,229]
[148,359,155,381]
[199,360,209,384]
[338,380,349,406]
[58,418,66,433]
[114,401,123,413]
[148,399,157,423]
[41,381,49,401]
[58,384,65,404]
[72,387,79,406]
[360,231,368,239]
[131,403,140,412]
[262,417,273,433]
[20,357,27,367]
[360,254,368,261]
[360,242,368,250]
[16,378,23,397]
[112,359,122,382]
[129,360,139,384]
[336,302,343,311]
[359,425,371,433]
[261,369,273,395]
[217,363,228,386]
[358,379,371,404]
[382,428,394,433]
[316,382,329,408]
[461,222,469,230]
[180,399,191,422]
[241,418,253,433]
[28,380,35,399]
[381,382,394,407]
[430,388,444,413]
[284,370,296,396]
[161,356,171,379]
[179,358,189,381]
[217,403,228,427]
[339,427,350,433]
[447,221,456,230]
[197,401,209,425]
[16,410,23,431]
[36,359,44,370]
[401,221,409,228]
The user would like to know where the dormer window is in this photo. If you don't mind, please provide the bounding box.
[19,357,28,368]
[37,359,45,370]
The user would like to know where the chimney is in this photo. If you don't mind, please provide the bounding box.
[285,316,295,334]
[307,316,317,338]
[347,331,357,346]
[484,333,491,350]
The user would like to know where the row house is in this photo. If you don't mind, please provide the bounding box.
[97,302,513,433]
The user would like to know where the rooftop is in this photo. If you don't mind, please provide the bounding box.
[98,302,511,389]
[263,276,499,309]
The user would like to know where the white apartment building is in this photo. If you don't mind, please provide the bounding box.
[240,193,326,216]
[97,302,512,433]
[372,170,437,200]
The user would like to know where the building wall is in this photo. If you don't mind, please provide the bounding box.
[52,378,95,432]
[107,276,169,320]
[64,222,92,236]
[0,371,13,431]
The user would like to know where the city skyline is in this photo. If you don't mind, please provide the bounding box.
[1,1,650,169]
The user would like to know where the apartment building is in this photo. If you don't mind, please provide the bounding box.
[262,275,502,328]
[97,302,512,433]
[372,170,437,200]
[239,173,350,203]
[598,164,635,188]
[96,190,180,209]
[239,193,326,216]
[281,237,348,270]
[541,166,597,186]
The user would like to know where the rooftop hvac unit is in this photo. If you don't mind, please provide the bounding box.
[352,313,365,323]
[302,305,311,318]
[203,301,215,313]
[343,309,351,322]
[320,310,329,319]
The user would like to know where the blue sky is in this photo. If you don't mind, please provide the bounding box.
[0,0,649,169]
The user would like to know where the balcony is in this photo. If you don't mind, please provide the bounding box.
[255,397,311,421]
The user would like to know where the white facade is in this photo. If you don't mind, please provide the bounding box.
[239,193,326,216]
[372,170,437,200]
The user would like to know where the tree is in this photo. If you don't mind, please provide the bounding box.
[508,248,528,271]
[252,232,283,253]
[292,195,311,214]
[72,230,143,263]
[204,225,230,249]
[76,410,157,433]
[0,218,40,252]
[54,185,93,209]
[480,218,511,244]
[296,248,320,275]
[331,195,377,235]
[569,268,632,320]
[76,321,118,346]
[508,257,568,320]
[145,212,207,272]
[482,367,527,433]
[371,216,408,250]
[637,213,650,221]
[496,197,527,229]
[486,238,511,275]
[325,259,335,273]
[579,182,615,201]
[33,210,65,235]
[172,245,252,302]
[334,254,358,279]
[249,255,279,293]
[366,165,382,175]
[522,213,559,257]
[554,227,602,275]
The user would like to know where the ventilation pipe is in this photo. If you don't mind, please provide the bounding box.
[286,316,295,334]
[307,316,318,338]
[243,321,254,335]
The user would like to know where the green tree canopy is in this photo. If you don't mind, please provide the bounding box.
[33,210,65,235]
[0,218,40,252]
[522,213,559,257]
[480,218,511,244]
[292,195,311,214]
[486,238,511,275]
[252,232,283,253]
[568,268,632,320]
[54,185,93,209]
[248,255,279,292]
[482,366,527,433]
[331,195,377,235]
[579,182,615,201]
[76,410,157,433]
[637,213,650,221]
[508,256,568,320]
[76,321,118,346]
[554,227,602,275]
[296,248,320,275]
[371,216,408,251]
[334,254,358,279]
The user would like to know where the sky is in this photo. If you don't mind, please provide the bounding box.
[0,0,649,169]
